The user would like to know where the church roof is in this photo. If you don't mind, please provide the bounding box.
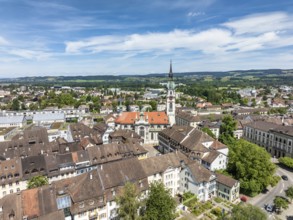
[115,112,169,125]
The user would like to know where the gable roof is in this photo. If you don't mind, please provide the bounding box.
[216,173,238,188]
[202,150,221,163]
[187,162,214,182]
[115,112,169,125]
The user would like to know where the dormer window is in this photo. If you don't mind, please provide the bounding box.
[112,189,116,196]
[79,202,84,208]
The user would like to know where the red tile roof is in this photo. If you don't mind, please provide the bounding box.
[115,112,169,125]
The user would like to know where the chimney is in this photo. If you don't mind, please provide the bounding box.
[90,173,93,180]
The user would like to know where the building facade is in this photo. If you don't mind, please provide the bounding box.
[243,121,293,158]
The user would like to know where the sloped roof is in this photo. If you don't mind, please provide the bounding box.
[33,113,65,121]
[140,152,181,176]
[98,157,147,189]
[21,186,58,219]
[115,112,169,125]
[159,125,194,143]
[187,162,214,182]
[216,173,238,188]
[202,150,220,163]
[0,193,22,220]
[0,115,24,124]
[210,140,227,150]
[176,111,201,122]
[180,129,214,152]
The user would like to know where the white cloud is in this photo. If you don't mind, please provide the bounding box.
[187,11,205,17]
[8,49,51,60]
[65,29,232,54]
[0,36,9,45]
[223,12,293,35]
[65,11,293,57]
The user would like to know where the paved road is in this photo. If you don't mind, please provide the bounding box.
[249,166,293,219]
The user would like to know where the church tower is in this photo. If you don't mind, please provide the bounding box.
[166,60,176,126]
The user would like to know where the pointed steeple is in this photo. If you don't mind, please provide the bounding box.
[169,60,173,80]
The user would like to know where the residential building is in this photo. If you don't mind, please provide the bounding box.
[158,126,228,171]
[0,116,26,128]
[180,161,217,202]
[0,127,18,142]
[176,111,201,128]
[216,173,240,202]
[243,121,293,158]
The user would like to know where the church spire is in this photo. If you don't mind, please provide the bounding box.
[169,60,173,80]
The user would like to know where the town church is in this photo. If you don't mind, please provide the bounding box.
[115,62,176,144]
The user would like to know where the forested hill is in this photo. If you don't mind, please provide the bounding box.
[0,69,292,87]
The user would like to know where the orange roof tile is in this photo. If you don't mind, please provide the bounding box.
[115,112,169,125]
[72,152,78,163]
[22,188,40,218]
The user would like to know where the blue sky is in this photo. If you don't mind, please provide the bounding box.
[0,0,292,77]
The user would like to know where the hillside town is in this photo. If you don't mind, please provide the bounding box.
[0,63,292,220]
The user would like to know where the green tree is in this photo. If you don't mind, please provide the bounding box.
[240,98,249,106]
[11,99,20,111]
[285,186,293,202]
[29,103,39,110]
[201,127,216,139]
[219,115,237,144]
[229,204,266,220]
[27,175,49,189]
[143,181,176,220]
[116,182,141,220]
[149,100,157,111]
[279,157,293,169]
[274,196,289,211]
[227,139,276,196]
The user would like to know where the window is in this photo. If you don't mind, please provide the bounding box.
[99,213,107,219]
[139,127,145,138]
[2,191,6,196]
[10,189,13,194]
[57,195,71,209]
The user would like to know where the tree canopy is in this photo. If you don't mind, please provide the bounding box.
[116,182,141,220]
[219,115,237,144]
[201,127,216,139]
[143,181,176,220]
[274,196,289,211]
[229,204,266,220]
[27,175,49,189]
[227,139,276,196]
[279,157,293,169]
[285,186,293,202]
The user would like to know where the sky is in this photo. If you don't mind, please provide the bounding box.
[0,0,292,77]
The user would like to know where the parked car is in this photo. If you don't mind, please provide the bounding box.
[240,196,247,202]
[281,175,288,181]
[264,204,274,212]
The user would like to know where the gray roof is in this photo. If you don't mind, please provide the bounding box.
[187,162,214,182]
[245,121,280,132]
[0,115,24,124]
[33,113,65,122]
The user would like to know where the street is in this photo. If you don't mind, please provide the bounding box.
[249,166,293,220]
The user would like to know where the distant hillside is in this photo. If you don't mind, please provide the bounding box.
[0,69,292,87]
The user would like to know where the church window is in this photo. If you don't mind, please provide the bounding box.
[139,127,145,138]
